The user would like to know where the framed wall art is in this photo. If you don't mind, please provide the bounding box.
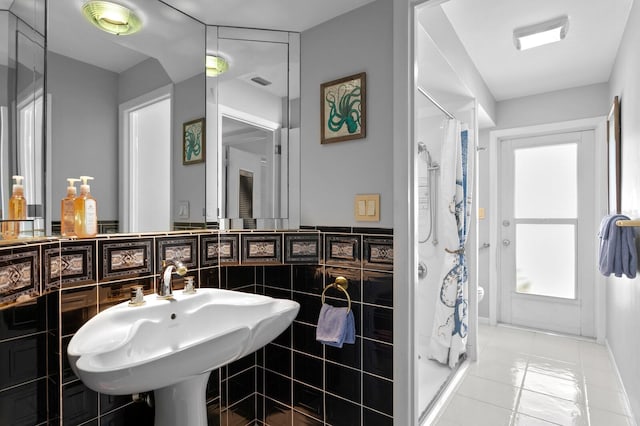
[320,72,366,144]
[607,96,621,214]
[183,117,205,165]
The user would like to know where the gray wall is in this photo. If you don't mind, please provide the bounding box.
[173,73,206,223]
[495,83,610,129]
[300,0,393,228]
[118,57,171,105]
[0,64,8,105]
[48,52,119,220]
[48,52,204,225]
[607,0,640,419]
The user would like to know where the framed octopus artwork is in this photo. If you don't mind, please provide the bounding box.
[320,72,366,144]
[182,117,205,165]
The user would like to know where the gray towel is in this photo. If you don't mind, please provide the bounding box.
[315,303,355,348]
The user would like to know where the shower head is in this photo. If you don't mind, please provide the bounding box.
[418,141,435,168]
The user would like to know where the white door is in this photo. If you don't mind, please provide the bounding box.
[129,99,171,232]
[119,85,172,233]
[499,130,596,337]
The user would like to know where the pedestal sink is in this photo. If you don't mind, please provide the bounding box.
[67,288,300,426]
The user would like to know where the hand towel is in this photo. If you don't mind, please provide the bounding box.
[315,303,355,348]
[598,214,637,279]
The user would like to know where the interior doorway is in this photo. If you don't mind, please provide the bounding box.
[119,85,172,233]
[490,120,606,339]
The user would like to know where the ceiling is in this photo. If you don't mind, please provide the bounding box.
[45,0,376,90]
[160,0,377,32]
[48,0,203,83]
[31,0,635,106]
[439,0,634,101]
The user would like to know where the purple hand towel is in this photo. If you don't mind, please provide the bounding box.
[598,214,637,279]
[315,303,355,348]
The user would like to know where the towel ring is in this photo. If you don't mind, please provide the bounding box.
[321,276,351,313]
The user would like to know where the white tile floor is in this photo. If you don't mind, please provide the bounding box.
[435,324,635,426]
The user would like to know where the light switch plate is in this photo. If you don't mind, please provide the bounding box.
[177,201,190,219]
[354,194,380,222]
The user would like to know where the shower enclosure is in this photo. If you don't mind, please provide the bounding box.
[414,2,479,422]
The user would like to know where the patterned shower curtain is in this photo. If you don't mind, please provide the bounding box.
[427,119,474,368]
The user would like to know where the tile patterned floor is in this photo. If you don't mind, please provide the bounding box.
[435,324,635,426]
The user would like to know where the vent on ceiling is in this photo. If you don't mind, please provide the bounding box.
[250,76,272,86]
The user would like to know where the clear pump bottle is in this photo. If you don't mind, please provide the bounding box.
[74,176,98,238]
[61,178,80,237]
[2,175,27,239]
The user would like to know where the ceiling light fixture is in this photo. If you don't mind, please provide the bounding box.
[82,1,142,36]
[206,55,229,77]
[513,15,569,51]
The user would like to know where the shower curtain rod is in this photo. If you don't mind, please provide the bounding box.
[417,85,455,120]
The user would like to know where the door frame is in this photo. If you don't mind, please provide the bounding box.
[488,117,608,343]
[119,84,173,232]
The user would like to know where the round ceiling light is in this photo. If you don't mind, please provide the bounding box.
[82,1,142,36]
[206,55,229,77]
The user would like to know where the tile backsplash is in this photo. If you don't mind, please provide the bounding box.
[0,227,393,425]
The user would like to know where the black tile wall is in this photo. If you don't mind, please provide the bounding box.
[0,228,394,425]
[259,230,394,425]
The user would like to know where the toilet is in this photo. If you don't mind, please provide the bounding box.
[477,286,485,302]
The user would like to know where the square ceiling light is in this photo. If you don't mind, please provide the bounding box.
[513,15,569,51]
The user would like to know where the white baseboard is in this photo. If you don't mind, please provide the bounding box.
[605,340,638,425]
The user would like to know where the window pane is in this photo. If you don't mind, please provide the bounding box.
[515,224,575,299]
[514,143,577,218]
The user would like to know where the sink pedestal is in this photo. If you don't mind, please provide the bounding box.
[154,372,211,426]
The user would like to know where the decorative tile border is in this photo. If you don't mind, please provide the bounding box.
[0,248,40,304]
[324,234,360,267]
[156,236,198,272]
[46,242,95,289]
[363,237,393,271]
[241,234,282,264]
[200,235,219,267]
[0,227,394,306]
[284,233,321,264]
[99,239,153,281]
[219,234,239,266]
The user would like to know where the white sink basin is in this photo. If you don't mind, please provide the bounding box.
[67,288,299,426]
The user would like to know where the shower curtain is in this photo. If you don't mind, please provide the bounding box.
[427,119,474,368]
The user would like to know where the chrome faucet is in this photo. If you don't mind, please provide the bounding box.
[158,259,187,299]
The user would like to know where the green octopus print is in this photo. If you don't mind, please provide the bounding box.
[183,118,205,164]
[321,72,366,143]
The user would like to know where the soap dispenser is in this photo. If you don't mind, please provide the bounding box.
[61,178,80,237]
[2,175,27,239]
[74,176,98,238]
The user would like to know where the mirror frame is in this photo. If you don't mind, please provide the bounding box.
[206,26,300,231]
[0,2,46,238]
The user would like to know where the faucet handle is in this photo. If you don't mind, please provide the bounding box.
[129,286,146,306]
[184,276,196,294]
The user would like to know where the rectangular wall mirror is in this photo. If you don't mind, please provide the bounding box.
[206,26,300,230]
[46,0,205,235]
[2,1,301,239]
[0,0,46,238]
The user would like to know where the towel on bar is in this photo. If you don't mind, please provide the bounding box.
[598,214,637,279]
[315,303,355,348]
